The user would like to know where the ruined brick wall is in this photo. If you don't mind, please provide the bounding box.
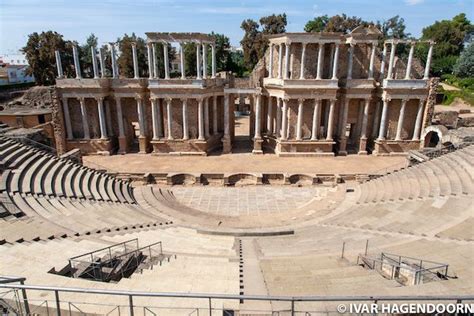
[423,78,440,129]
[51,86,67,155]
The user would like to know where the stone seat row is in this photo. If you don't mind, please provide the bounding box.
[356,146,474,204]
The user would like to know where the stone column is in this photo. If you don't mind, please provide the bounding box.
[182,99,189,140]
[91,47,99,79]
[152,44,158,78]
[213,96,218,134]
[395,99,408,141]
[151,98,161,140]
[316,43,325,80]
[368,43,376,79]
[405,42,415,79]
[372,101,382,139]
[332,44,340,80]
[165,98,173,140]
[72,44,81,79]
[268,44,274,78]
[267,96,273,133]
[347,44,354,80]
[196,43,202,79]
[55,51,64,78]
[96,97,107,139]
[99,48,106,78]
[423,42,434,79]
[284,43,290,80]
[222,94,231,153]
[296,98,304,140]
[211,44,216,78]
[277,44,283,79]
[380,44,388,79]
[62,99,73,139]
[147,43,154,79]
[326,99,336,141]
[359,99,370,154]
[276,98,282,138]
[116,98,127,153]
[300,43,307,79]
[281,98,289,140]
[79,97,90,139]
[378,97,390,140]
[180,43,186,79]
[311,99,321,140]
[105,100,113,137]
[132,43,139,79]
[339,98,349,154]
[198,98,205,140]
[204,97,210,138]
[202,44,208,79]
[110,43,118,79]
[163,43,170,79]
[412,99,425,140]
[387,42,397,79]
[136,96,147,153]
[254,94,262,139]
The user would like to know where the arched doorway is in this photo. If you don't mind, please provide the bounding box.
[421,125,448,149]
[424,131,440,148]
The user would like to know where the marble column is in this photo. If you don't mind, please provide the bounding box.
[277,44,283,79]
[147,43,153,79]
[395,99,408,141]
[152,44,158,78]
[296,99,304,140]
[424,42,434,79]
[224,95,230,137]
[91,47,99,79]
[213,96,218,134]
[332,44,340,80]
[380,44,388,80]
[359,99,370,154]
[96,97,107,139]
[347,44,354,80]
[182,99,189,140]
[326,99,336,141]
[368,43,376,79]
[180,43,186,79]
[196,44,202,79]
[132,43,139,79]
[211,44,216,78]
[110,43,118,79]
[284,43,290,80]
[311,99,321,140]
[79,98,90,139]
[316,43,325,80]
[268,44,274,78]
[136,97,146,137]
[405,42,415,79]
[116,98,126,154]
[62,99,73,139]
[198,98,205,140]
[72,44,81,79]
[99,48,106,78]
[151,98,162,140]
[163,43,170,79]
[387,42,397,79]
[281,98,289,140]
[276,98,282,138]
[339,98,350,154]
[204,97,210,138]
[254,94,262,139]
[378,97,390,140]
[267,97,273,133]
[55,51,64,78]
[413,99,425,140]
[202,44,208,79]
[166,98,173,140]
[300,43,306,79]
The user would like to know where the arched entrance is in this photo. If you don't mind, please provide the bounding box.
[424,131,440,148]
[421,125,448,149]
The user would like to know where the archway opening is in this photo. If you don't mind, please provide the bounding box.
[424,131,440,148]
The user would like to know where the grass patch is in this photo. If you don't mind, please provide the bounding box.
[440,74,474,106]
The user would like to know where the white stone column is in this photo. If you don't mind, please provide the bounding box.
[62,99,73,139]
[152,44,158,78]
[96,97,107,139]
[132,43,139,79]
[395,99,408,141]
[267,97,273,132]
[296,98,304,140]
[281,98,288,140]
[196,43,202,79]
[151,98,160,140]
[147,43,154,79]
[412,99,425,140]
[198,98,205,140]
[204,97,210,138]
[316,43,324,80]
[211,44,216,78]
[423,42,434,79]
[360,99,370,139]
[387,42,397,79]
[277,44,283,79]
[254,94,262,139]
[116,98,125,138]
[99,48,106,78]
[368,43,376,79]
[55,51,64,78]
[276,98,282,138]
[347,44,354,80]
[311,99,321,140]
[378,97,390,140]
[332,44,340,80]
[166,98,173,140]
[224,95,230,137]
[326,99,336,141]
[405,42,415,79]
[91,47,99,79]
[136,96,146,137]
[380,44,388,79]
[110,43,118,79]
[163,43,170,80]
[268,44,274,78]
[182,99,189,140]
[284,43,290,80]
[180,43,186,79]
[79,98,90,139]
[340,99,349,139]
[72,44,81,79]
[213,96,218,134]
[300,43,307,79]
[372,100,382,139]
[202,44,208,79]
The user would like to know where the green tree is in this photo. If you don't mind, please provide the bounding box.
[21,31,73,85]
[79,33,98,78]
[454,43,474,77]
[208,32,232,74]
[377,15,409,39]
[117,33,150,78]
[304,15,329,32]
[260,14,287,34]
[183,42,197,77]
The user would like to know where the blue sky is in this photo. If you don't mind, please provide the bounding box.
[1,0,473,54]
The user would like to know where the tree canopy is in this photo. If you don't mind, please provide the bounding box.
[117,33,150,78]
[454,43,474,77]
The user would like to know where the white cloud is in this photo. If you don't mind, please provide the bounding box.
[405,0,425,5]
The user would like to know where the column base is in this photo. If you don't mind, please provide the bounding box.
[358,137,368,154]
[338,137,347,155]
[118,136,128,154]
[138,136,148,154]
[252,137,263,155]
[358,151,368,155]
